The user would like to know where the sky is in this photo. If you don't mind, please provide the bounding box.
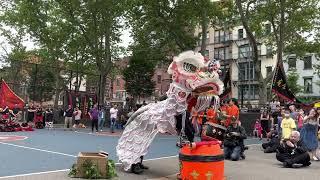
[0,27,133,68]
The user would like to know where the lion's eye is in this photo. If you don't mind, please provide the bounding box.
[183,62,197,73]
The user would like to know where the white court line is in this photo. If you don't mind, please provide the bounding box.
[0,155,180,179]
[0,169,70,179]
[0,142,76,158]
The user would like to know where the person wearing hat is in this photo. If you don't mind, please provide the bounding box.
[224,116,247,161]
[225,98,240,127]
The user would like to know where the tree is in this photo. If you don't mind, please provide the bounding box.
[235,0,319,104]
[286,69,303,95]
[0,0,72,113]
[128,0,232,59]
[27,64,56,102]
[57,0,127,104]
[123,54,155,101]
[1,0,128,106]
[0,26,29,95]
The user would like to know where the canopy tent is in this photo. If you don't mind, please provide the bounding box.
[0,79,25,109]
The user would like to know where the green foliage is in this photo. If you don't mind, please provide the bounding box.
[0,0,129,103]
[27,64,57,102]
[123,54,155,99]
[68,164,78,177]
[106,159,117,179]
[82,160,101,179]
[287,69,303,94]
[68,159,117,179]
[245,0,319,55]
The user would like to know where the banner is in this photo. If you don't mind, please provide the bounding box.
[219,69,231,100]
[0,80,25,109]
[65,90,97,116]
[271,61,302,104]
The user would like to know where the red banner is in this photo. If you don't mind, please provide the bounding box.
[0,80,25,109]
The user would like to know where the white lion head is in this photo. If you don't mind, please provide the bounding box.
[168,51,224,96]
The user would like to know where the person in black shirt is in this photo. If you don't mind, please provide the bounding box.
[64,105,73,129]
[27,104,36,123]
[271,106,281,126]
[12,104,20,121]
[224,117,247,161]
[262,126,280,153]
[276,131,311,168]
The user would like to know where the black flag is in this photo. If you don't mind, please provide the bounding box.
[272,61,302,103]
[220,69,231,100]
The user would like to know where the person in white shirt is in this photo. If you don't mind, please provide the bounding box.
[110,105,118,133]
[73,107,82,129]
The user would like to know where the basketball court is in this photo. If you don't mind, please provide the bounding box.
[1,129,319,180]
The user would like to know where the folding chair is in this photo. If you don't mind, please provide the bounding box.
[45,113,54,130]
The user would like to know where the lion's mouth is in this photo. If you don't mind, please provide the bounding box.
[193,83,219,96]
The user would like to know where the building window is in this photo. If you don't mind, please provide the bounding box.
[304,78,313,93]
[214,30,220,43]
[157,75,161,84]
[304,56,312,69]
[116,91,122,99]
[265,24,271,35]
[239,44,261,58]
[238,29,244,39]
[266,66,272,74]
[239,45,251,58]
[266,46,273,57]
[238,84,259,100]
[214,30,228,43]
[214,48,225,60]
[288,57,296,69]
[238,62,255,81]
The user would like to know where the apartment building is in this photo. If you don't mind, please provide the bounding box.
[194,25,277,105]
[283,54,320,102]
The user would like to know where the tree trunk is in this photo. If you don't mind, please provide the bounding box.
[200,10,208,56]
[53,71,61,122]
[277,0,285,66]
[98,72,107,106]
[235,0,267,105]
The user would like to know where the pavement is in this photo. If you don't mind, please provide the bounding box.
[1,129,320,180]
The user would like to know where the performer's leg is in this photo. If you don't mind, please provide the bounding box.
[291,152,311,166]
[139,156,149,169]
[130,163,143,174]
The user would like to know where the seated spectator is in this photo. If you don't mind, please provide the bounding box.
[262,126,280,153]
[276,131,311,168]
[224,117,247,161]
[253,119,262,139]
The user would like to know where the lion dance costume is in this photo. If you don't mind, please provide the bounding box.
[116,51,224,173]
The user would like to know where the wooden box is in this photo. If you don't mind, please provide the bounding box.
[76,152,108,178]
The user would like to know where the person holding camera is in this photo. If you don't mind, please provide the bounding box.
[223,117,247,161]
[276,131,311,168]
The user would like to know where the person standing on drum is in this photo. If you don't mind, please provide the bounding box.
[206,105,218,124]
[225,98,240,127]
